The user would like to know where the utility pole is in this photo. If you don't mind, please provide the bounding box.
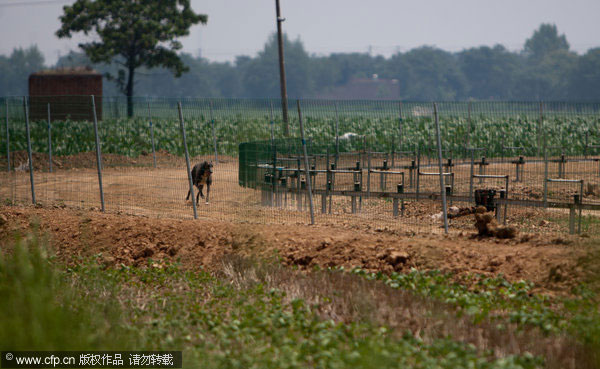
[275,0,289,136]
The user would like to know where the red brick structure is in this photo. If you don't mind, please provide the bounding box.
[29,67,102,121]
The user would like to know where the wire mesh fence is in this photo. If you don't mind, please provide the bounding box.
[1,96,600,235]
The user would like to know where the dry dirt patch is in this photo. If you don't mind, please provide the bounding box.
[0,205,590,294]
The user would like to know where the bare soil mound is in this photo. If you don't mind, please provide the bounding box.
[8,150,187,170]
[473,206,518,239]
[0,205,590,294]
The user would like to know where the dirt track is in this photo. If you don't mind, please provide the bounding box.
[0,205,591,295]
[0,152,468,233]
[2,151,594,292]
[2,151,600,235]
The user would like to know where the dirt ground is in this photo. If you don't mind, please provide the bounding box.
[6,150,184,171]
[2,151,596,293]
[0,204,591,295]
[3,151,600,235]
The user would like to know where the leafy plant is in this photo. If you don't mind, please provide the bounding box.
[0,237,544,369]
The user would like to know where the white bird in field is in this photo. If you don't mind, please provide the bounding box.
[340,132,359,140]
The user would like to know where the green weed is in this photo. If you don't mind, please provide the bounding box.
[351,267,600,366]
[0,236,544,369]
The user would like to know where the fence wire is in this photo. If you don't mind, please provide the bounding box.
[1,96,600,235]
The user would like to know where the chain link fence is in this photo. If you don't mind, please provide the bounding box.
[1,96,600,235]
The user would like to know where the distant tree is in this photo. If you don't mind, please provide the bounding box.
[0,46,45,96]
[55,51,121,95]
[458,45,520,99]
[135,54,228,97]
[208,62,242,98]
[56,50,242,98]
[310,57,341,94]
[517,24,576,99]
[524,24,569,60]
[326,53,384,86]
[396,47,467,100]
[56,0,207,116]
[514,53,576,100]
[239,34,312,98]
[569,48,600,100]
[383,52,410,93]
[55,50,90,69]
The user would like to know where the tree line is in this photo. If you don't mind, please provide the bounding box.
[1,24,599,101]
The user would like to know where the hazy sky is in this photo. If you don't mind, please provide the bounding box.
[0,0,599,65]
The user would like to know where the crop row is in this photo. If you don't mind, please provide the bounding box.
[1,113,600,159]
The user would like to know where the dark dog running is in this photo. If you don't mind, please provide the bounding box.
[186,161,213,205]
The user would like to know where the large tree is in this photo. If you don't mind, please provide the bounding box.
[518,24,576,99]
[524,24,569,61]
[56,0,207,116]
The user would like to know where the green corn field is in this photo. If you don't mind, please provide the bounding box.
[1,98,599,159]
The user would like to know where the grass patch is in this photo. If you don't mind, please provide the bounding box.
[350,268,600,368]
[554,214,600,235]
[0,235,546,369]
[0,234,136,350]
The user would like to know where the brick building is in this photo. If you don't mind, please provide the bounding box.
[29,67,102,121]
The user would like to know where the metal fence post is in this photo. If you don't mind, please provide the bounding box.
[585,130,589,159]
[398,101,403,153]
[578,180,583,234]
[269,100,275,144]
[329,104,340,214]
[47,103,52,172]
[542,103,548,207]
[569,205,575,234]
[23,97,35,204]
[466,101,472,151]
[434,103,449,233]
[209,100,218,164]
[334,102,340,160]
[469,149,474,203]
[367,150,371,198]
[415,150,420,200]
[178,102,198,220]
[538,101,543,158]
[272,143,277,206]
[147,102,157,168]
[297,100,315,225]
[5,99,10,172]
[91,96,105,212]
